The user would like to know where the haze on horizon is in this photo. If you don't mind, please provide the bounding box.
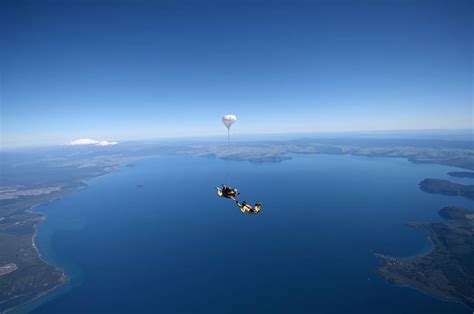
[1,0,472,148]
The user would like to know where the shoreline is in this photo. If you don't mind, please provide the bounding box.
[380,274,472,312]
[375,207,474,311]
[1,190,80,314]
[377,267,472,313]
[375,252,470,311]
[0,168,120,314]
[396,224,434,260]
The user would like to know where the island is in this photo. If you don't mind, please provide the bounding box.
[375,206,474,310]
[448,171,474,178]
[419,178,474,200]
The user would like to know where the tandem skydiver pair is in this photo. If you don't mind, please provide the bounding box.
[216,184,262,214]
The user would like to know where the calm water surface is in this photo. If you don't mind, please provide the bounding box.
[18,154,474,313]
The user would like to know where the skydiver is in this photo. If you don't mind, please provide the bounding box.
[216,184,239,200]
[235,200,261,214]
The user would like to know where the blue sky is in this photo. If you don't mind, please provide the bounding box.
[2,0,472,147]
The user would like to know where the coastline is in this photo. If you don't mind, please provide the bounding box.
[395,223,434,260]
[0,167,119,314]
[375,207,474,311]
[1,191,80,314]
[377,263,472,313]
[390,280,471,312]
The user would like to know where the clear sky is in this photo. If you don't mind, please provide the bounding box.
[1,0,472,147]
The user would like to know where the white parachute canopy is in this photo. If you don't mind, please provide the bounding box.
[222,114,237,130]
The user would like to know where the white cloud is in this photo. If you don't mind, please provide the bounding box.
[96,140,118,146]
[69,138,99,145]
[69,138,118,146]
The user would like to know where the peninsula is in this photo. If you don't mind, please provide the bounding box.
[376,206,474,310]
[419,178,474,200]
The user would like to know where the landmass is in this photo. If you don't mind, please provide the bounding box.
[0,134,473,312]
[375,206,474,310]
[419,178,474,200]
[0,186,61,201]
[179,137,474,170]
[0,181,96,313]
[448,171,474,178]
[0,149,146,312]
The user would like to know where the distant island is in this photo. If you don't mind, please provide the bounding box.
[376,206,474,310]
[419,178,474,200]
[448,171,474,178]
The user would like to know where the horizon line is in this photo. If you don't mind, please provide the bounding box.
[2,128,472,152]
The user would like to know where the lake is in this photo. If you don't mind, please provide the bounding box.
[18,154,473,313]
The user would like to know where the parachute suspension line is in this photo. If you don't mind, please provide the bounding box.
[222,114,236,186]
[226,159,230,185]
[226,129,230,185]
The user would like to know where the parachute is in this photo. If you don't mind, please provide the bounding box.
[222,114,236,144]
[222,114,236,130]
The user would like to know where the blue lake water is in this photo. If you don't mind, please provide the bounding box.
[19,154,474,313]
